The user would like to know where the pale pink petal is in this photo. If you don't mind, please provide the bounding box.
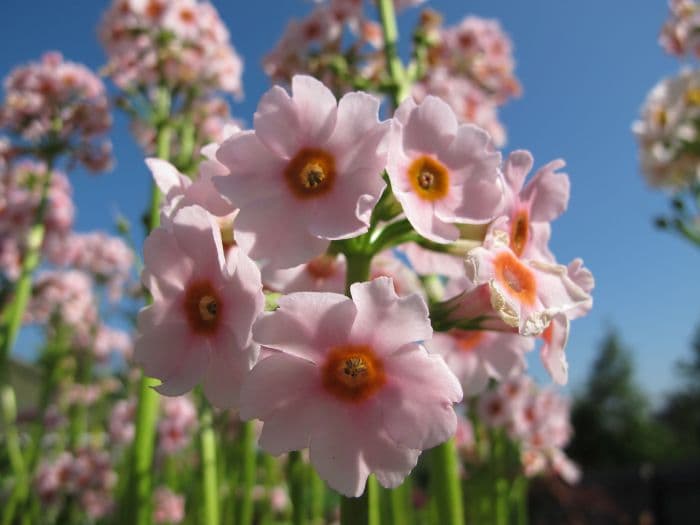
[540,314,570,385]
[155,339,211,397]
[253,86,301,159]
[146,158,190,197]
[291,75,338,146]
[349,278,432,353]
[134,321,191,382]
[362,431,420,489]
[522,159,569,222]
[253,293,356,362]
[380,346,462,449]
[502,150,533,194]
[171,206,225,277]
[402,95,458,155]
[142,228,193,294]
[239,353,319,421]
[202,338,255,409]
[223,250,264,348]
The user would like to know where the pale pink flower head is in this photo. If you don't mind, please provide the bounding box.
[501,150,570,261]
[465,231,591,336]
[109,398,137,445]
[386,96,503,243]
[135,204,264,408]
[215,75,389,268]
[426,330,531,397]
[240,277,462,496]
[153,486,185,524]
[263,253,347,294]
[158,396,198,454]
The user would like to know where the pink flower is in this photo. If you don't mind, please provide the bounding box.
[501,150,570,261]
[135,205,264,408]
[465,234,591,336]
[426,330,531,396]
[215,75,389,268]
[386,96,503,243]
[109,398,136,445]
[240,277,462,496]
[263,253,347,294]
[153,486,185,524]
[158,396,197,454]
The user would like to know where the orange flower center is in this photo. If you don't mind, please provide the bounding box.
[408,156,450,201]
[284,148,336,199]
[541,322,553,345]
[179,7,196,24]
[183,280,222,335]
[510,209,529,257]
[321,344,386,403]
[494,251,536,306]
[686,88,700,106]
[453,330,484,352]
[305,254,338,279]
[146,1,164,19]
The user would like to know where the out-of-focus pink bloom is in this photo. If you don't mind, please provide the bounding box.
[427,329,531,397]
[158,395,198,454]
[269,486,290,513]
[412,16,520,146]
[93,325,134,362]
[109,398,137,445]
[633,68,700,190]
[216,75,389,268]
[0,161,74,280]
[136,205,264,407]
[660,0,700,57]
[44,231,134,301]
[153,486,185,524]
[263,253,347,294]
[0,52,112,171]
[387,96,503,243]
[370,251,424,298]
[99,0,243,97]
[398,241,465,278]
[26,270,97,331]
[454,413,476,456]
[241,277,462,496]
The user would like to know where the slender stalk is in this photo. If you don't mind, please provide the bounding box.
[376,0,410,106]
[309,467,326,524]
[236,420,256,525]
[288,451,307,525]
[340,476,380,525]
[344,252,372,295]
[125,117,172,525]
[201,408,220,525]
[429,438,465,525]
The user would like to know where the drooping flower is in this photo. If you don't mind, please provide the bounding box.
[135,204,264,408]
[240,277,462,496]
[215,75,389,268]
[386,95,504,244]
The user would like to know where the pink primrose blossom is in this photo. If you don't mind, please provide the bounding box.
[136,204,264,408]
[240,277,462,496]
[153,486,185,524]
[215,75,389,268]
[386,95,503,243]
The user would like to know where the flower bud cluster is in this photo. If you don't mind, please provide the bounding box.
[0,52,112,172]
[660,0,700,57]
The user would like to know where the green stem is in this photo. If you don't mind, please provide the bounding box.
[429,438,465,525]
[344,252,373,295]
[124,117,173,525]
[288,451,307,525]
[340,476,380,525]
[201,408,220,525]
[309,467,326,524]
[376,0,410,106]
[236,420,256,525]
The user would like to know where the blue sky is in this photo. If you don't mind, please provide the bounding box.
[1,0,698,401]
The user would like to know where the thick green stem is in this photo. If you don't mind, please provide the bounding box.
[236,420,256,525]
[340,476,380,525]
[344,252,373,295]
[429,438,465,525]
[309,467,325,524]
[288,451,307,525]
[125,116,172,525]
[201,408,220,525]
[376,0,410,106]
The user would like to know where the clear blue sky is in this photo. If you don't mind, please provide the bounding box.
[1,0,698,401]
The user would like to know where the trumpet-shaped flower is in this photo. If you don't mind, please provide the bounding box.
[386,95,503,243]
[215,75,389,268]
[240,277,462,496]
[135,205,264,408]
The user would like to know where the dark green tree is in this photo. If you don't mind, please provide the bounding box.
[568,329,674,467]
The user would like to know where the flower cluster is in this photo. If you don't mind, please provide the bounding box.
[412,14,521,146]
[660,0,700,57]
[153,486,185,524]
[34,447,117,519]
[136,74,593,497]
[633,68,700,189]
[477,376,580,484]
[0,52,112,171]
[0,161,73,280]
[99,0,243,96]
